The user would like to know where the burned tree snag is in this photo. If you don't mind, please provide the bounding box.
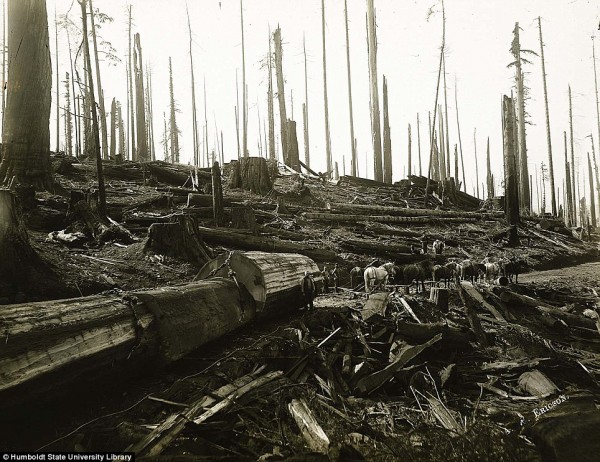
[240,0,247,158]
[269,32,276,161]
[474,128,480,198]
[134,33,148,162]
[408,123,412,177]
[212,161,224,226]
[417,113,422,175]
[273,27,289,165]
[568,85,578,226]
[538,17,556,216]
[79,0,106,215]
[564,131,573,227]
[110,97,116,160]
[486,137,494,199]
[88,0,108,160]
[382,75,392,183]
[286,120,300,171]
[0,0,52,189]
[344,0,356,177]
[502,95,520,234]
[321,0,332,174]
[367,0,383,183]
[127,5,135,160]
[168,57,179,164]
[588,152,596,228]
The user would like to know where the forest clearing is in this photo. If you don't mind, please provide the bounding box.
[0,0,599,461]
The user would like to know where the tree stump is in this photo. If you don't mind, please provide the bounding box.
[286,120,300,172]
[231,205,256,233]
[230,157,272,195]
[212,161,224,226]
[145,215,213,266]
[429,287,450,313]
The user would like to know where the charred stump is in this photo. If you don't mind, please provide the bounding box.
[230,157,272,195]
[145,215,213,266]
[211,161,224,226]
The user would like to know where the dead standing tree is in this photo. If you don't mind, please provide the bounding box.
[367,0,383,183]
[382,75,391,181]
[133,33,148,162]
[268,31,276,161]
[168,57,180,163]
[0,0,52,189]
[78,0,106,214]
[344,0,356,176]
[273,27,288,163]
[588,152,596,228]
[564,131,573,227]
[321,0,332,175]
[88,0,108,160]
[538,17,557,216]
[509,22,534,213]
[502,95,520,243]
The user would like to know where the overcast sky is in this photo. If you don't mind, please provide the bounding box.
[38,0,600,210]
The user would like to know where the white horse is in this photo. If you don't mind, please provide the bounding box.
[364,265,392,293]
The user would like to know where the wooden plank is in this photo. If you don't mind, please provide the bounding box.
[288,398,331,454]
[399,297,422,323]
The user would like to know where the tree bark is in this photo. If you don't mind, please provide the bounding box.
[128,6,135,160]
[240,0,247,158]
[344,0,356,177]
[212,161,224,226]
[502,95,520,228]
[110,98,116,160]
[133,33,148,162]
[269,32,276,161]
[88,0,108,161]
[168,57,179,163]
[486,136,493,198]
[273,27,289,165]
[0,0,52,189]
[564,131,573,227]
[588,152,596,228]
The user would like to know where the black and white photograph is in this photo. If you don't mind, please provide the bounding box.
[1,0,600,460]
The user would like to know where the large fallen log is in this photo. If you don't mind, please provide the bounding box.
[147,161,211,187]
[195,226,337,262]
[303,212,481,225]
[340,238,411,256]
[327,202,503,219]
[0,277,264,401]
[197,251,323,313]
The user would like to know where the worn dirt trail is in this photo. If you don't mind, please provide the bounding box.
[519,261,600,287]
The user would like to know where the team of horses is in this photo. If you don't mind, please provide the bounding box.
[349,255,525,294]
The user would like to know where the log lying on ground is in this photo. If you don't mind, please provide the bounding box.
[288,398,331,454]
[197,251,323,313]
[195,226,337,262]
[147,161,211,187]
[340,238,411,256]
[328,202,503,219]
[303,212,481,225]
[0,278,258,401]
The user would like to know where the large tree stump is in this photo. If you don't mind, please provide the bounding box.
[230,157,272,195]
[286,120,300,172]
[145,215,213,266]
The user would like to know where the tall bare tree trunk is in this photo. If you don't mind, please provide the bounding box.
[321,0,332,174]
[235,69,241,160]
[424,0,445,204]
[110,97,116,160]
[568,85,577,226]
[168,57,179,164]
[273,27,289,165]
[382,75,391,182]
[133,33,147,162]
[344,0,356,177]
[502,95,520,229]
[587,152,596,228]
[146,65,156,161]
[438,106,446,181]
[564,131,573,227]
[269,32,276,161]
[512,23,530,212]
[366,0,383,182]
[78,0,105,214]
[454,144,459,185]
[185,5,199,166]
[593,38,600,200]
[454,79,466,191]
[442,53,450,179]
[538,17,556,216]
[88,0,108,160]
[118,102,125,159]
[128,5,135,161]
[162,112,168,162]
[0,0,52,189]
[240,0,247,158]
[64,72,73,158]
[591,135,600,221]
